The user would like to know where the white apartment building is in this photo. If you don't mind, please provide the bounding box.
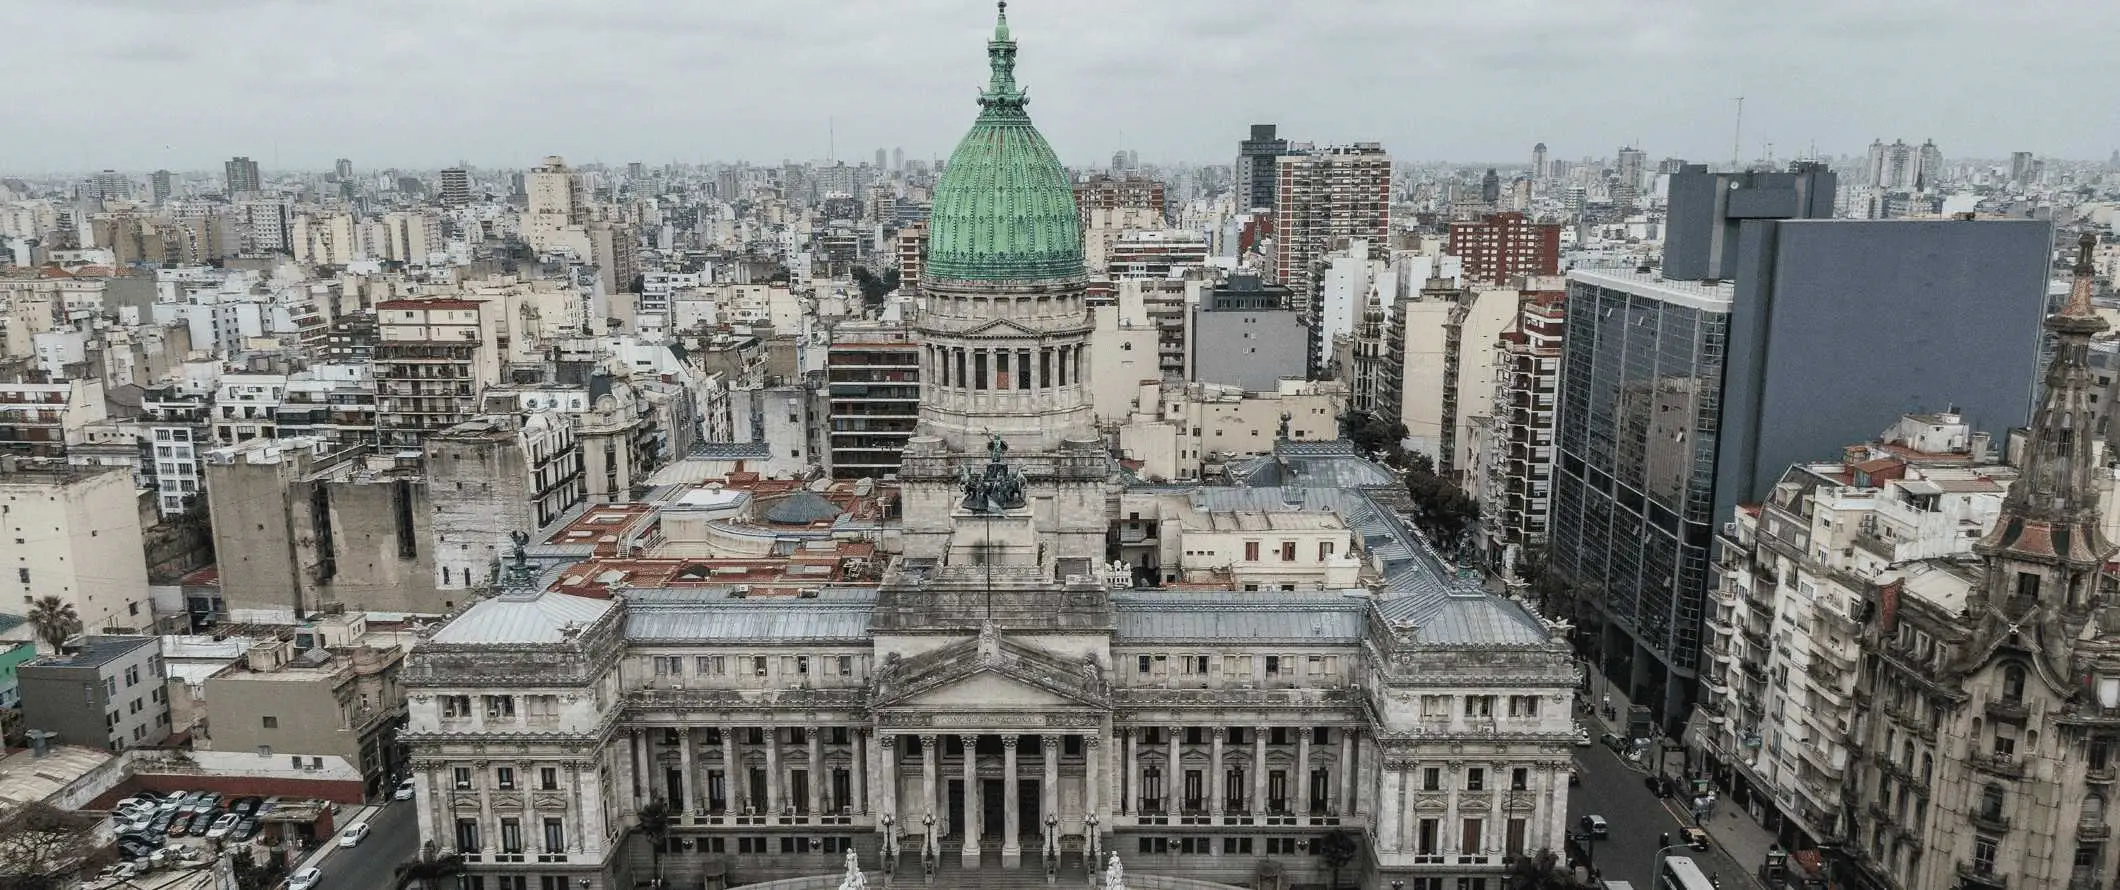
[212,373,287,444]
[1117,379,1346,483]
[1474,290,1564,568]
[1693,412,2009,844]
[0,464,152,636]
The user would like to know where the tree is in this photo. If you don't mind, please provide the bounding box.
[1506,849,1590,889]
[24,597,80,652]
[1317,828,1359,890]
[1404,452,1480,552]
[392,842,465,890]
[638,798,674,888]
[0,800,111,890]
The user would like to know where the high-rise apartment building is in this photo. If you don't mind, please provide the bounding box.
[1613,146,1646,207]
[375,298,498,448]
[1531,142,1548,182]
[1479,168,1501,206]
[439,167,472,206]
[1235,123,1293,212]
[87,170,130,204]
[334,158,354,179]
[2010,150,2037,187]
[0,464,152,637]
[1272,144,1391,308]
[1476,289,1564,563]
[1549,211,2051,725]
[223,156,261,196]
[824,324,920,479]
[150,169,173,205]
[1072,173,1165,231]
[1448,212,1561,285]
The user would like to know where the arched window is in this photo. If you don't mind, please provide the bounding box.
[2084,793,2107,828]
[2003,665,2027,703]
[1979,784,2006,820]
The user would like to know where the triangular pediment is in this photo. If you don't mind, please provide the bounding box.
[961,317,1039,339]
[873,632,1110,710]
[898,668,1082,708]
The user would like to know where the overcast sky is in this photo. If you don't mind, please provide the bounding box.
[5,0,2115,175]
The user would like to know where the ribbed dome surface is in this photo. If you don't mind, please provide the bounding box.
[924,3,1084,283]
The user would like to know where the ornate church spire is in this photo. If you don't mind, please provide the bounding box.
[1978,233,2113,577]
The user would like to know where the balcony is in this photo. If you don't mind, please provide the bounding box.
[2087,767,2115,784]
[2080,823,2112,842]
[1970,752,2026,779]
[1970,811,2011,834]
[1985,699,2030,722]
[1956,861,2007,888]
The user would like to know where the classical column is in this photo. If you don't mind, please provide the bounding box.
[678,729,697,815]
[920,735,939,837]
[1339,728,1356,817]
[1002,736,1022,866]
[1123,729,1138,816]
[1379,763,1403,852]
[1298,730,1313,815]
[1210,728,1225,816]
[1253,726,1269,815]
[852,729,868,815]
[878,733,898,821]
[1041,737,1060,853]
[807,730,824,816]
[764,728,783,814]
[628,729,645,806]
[960,734,981,866]
[722,728,741,814]
[1165,727,1180,817]
[1084,734,1101,824]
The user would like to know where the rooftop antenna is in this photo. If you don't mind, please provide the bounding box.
[829,117,836,163]
[1730,97,1744,172]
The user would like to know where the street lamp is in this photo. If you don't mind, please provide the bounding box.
[881,813,896,872]
[1084,813,1100,860]
[1044,812,1058,860]
[923,812,937,864]
[1390,882,1403,890]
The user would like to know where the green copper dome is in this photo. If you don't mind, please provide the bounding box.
[925,3,1084,282]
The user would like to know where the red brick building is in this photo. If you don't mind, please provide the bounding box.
[1447,212,1560,285]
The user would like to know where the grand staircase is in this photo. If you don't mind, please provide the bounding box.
[884,842,1092,889]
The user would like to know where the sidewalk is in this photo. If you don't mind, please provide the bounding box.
[1581,663,1778,888]
[289,803,380,874]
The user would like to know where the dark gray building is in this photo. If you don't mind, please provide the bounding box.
[1191,273,1309,391]
[18,635,170,752]
[1234,124,1293,213]
[1552,216,2049,724]
[1663,164,1836,282]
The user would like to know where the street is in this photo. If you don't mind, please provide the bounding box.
[303,800,418,890]
[1570,739,1752,888]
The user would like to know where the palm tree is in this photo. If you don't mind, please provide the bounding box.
[25,596,80,652]
[1318,828,1359,890]
[638,798,674,889]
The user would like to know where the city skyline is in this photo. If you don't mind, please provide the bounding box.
[5,0,2116,174]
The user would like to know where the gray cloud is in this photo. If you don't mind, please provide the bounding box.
[1,0,2113,174]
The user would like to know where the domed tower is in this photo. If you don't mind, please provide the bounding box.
[897,3,1110,566]
[914,1,1096,452]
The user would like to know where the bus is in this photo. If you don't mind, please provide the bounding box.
[1660,855,1716,890]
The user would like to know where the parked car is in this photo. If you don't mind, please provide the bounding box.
[1572,723,1592,747]
[233,815,261,842]
[168,815,193,838]
[1579,814,1609,838]
[206,813,242,840]
[114,798,159,820]
[339,822,371,847]
[392,778,417,801]
[148,811,177,836]
[116,838,157,861]
[188,810,219,835]
[1681,827,1711,851]
[189,792,222,815]
[1600,732,1626,753]
[287,866,323,890]
[160,791,197,813]
[229,796,264,816]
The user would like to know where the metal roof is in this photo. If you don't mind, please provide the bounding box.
[427,593,615,645]
[1379,592,1549,645]
[1112,591,1367,642]
[626,588,877,643]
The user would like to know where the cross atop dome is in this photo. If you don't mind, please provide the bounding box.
[981,0,1026,115]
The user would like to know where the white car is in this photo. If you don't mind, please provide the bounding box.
[205,813,241,840]
[392,779,417,801]
[339,823,370,847]
[287,867,322,890]
[114,798,159,820]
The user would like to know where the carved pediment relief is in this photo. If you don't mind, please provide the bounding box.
[533,794,569,812]
[491,796,526,813]
[1413,792,1449,812]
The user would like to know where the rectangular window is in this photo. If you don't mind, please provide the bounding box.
[838,656,853,676]
[499,818,523,854]
[752,656,769,676]
[1464,696,1494,718]
[1417,818,1440,855]
[540,767,559,791]
[1318,541,1334,560]
[1244,541,1261,561]
[483,695,515,718]
[454,767,473,788]
[1460,819,1483,857]
[1423,768,1441,791]
[1510,768,1528,791]
[542,818,565,853]
[1280,541,1296,561]
[697,655,725,676]
[455,819,480,852]
[496,767,516,790]
[262,715,278,729]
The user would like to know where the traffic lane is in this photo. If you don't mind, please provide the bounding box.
[1570,741,1753,887]
[309,800,420,890]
